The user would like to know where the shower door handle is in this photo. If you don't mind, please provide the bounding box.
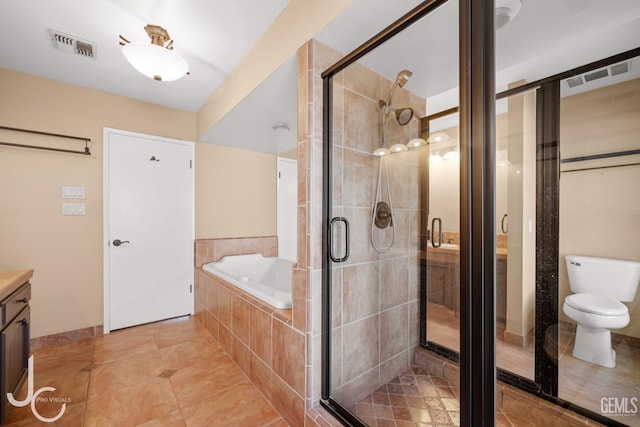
[431,217,442,248]
[501,214,508,234]
[329,217,350,263]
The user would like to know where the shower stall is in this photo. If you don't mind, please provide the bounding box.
[321,2,458,423]
[319,0,640,426]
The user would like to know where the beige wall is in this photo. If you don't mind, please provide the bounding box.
[195,143,276,239]
[0,68,277,338]
[504,89,536,343]
[559,78,640,338]
[0,68,196,338]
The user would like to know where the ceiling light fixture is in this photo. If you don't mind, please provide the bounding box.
[119,25,189,81]
[495,0,522,30]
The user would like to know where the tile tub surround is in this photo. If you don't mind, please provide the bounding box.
[195,267,306,426]
[194,236,278,268]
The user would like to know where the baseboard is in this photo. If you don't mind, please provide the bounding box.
[503,328,533,347]
[30,324,104,351]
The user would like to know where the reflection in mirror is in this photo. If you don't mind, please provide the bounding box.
[557,57,640,417]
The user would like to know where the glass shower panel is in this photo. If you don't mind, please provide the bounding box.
[325,2,460,424]
[557,63,640,422]
[425,113,461,353]
[494,91,537,380]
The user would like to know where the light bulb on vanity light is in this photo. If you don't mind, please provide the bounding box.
[443,149,459,160]
[389,143,408,153]
[373,147,390,157]
[406,138,427,148]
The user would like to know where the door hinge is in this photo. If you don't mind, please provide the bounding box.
[189,160,192,169]
[190,284,193,293]
[278,171,281,178]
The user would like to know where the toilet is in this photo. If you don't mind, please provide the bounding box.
[563,255,640,368]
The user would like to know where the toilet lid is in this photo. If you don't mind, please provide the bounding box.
[565,293,628,316]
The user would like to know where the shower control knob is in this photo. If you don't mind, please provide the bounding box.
[112,239,130,247]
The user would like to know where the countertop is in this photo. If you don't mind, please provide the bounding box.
[0,269,33,301]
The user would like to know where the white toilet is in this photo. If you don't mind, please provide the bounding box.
[563,255,640,368]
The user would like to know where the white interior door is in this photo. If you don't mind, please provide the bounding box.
[104,128,193,331]
[277,157,297,262]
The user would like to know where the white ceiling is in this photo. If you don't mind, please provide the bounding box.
[318,0,640,105]
[1,0,639,155]
[0,0,288,113]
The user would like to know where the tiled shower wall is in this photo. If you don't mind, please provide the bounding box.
[300,39,427,410]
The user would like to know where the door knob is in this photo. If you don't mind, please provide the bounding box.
[112,239,130,247]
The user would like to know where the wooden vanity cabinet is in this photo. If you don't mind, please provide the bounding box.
[1,281,31,423]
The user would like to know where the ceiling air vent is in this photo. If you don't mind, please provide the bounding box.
[583,68,608,82]
[48,29,97,59]
[610,62,629,76]
[565,61,630,89]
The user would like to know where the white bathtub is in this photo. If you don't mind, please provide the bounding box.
[203,253,294,309]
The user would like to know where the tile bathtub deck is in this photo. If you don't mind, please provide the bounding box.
[5,316,288,427]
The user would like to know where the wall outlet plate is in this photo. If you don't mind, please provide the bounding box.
[62,202,85,215]
[61,186,85,199]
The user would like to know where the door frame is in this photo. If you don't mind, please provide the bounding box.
[276,157,298,262]
[102,127,195,333]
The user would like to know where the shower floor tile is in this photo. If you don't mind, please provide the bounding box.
[351,367,461,426]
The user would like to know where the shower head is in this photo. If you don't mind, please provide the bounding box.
[380,69,414,117]
[395,107,414,126]
[395,69,413,88]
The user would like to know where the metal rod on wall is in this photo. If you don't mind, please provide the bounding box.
[0,125,91,155]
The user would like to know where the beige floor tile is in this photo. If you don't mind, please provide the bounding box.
[181,382,280,427]
[169,354,247,408]
[88,349,166,396]
[84,377,179,426]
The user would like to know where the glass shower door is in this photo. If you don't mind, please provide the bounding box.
[323,2,460,425]
[327,56,426,423]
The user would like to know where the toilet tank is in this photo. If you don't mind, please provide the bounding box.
[565,255,640,302]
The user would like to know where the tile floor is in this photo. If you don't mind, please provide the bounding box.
[5,316,288,427]
[427,302,640,426]
[351,367,461,426]
[349,367,520,427]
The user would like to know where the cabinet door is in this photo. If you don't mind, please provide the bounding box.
[1,306,29,422]
[427,262,449,305]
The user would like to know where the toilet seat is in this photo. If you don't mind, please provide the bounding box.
[565,293,628,316]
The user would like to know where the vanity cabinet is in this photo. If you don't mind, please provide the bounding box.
[426,249,459,314]
[0,271,32,424]
[426,249,506,321]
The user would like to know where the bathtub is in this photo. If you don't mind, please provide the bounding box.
[203,253,294,309]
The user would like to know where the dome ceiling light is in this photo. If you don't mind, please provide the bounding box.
[495,0,522,30]
[119,25,189,82]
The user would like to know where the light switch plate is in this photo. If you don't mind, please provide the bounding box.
[62,203,85,215]
[61,186,85,199]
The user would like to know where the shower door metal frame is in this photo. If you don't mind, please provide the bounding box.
[320,0,498,425]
